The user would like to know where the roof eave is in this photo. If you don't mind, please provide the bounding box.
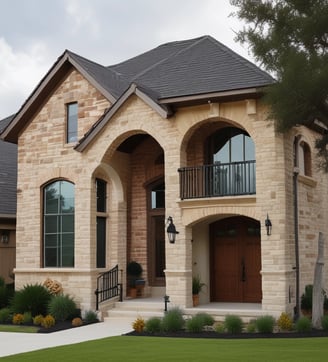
[159,87,269,106]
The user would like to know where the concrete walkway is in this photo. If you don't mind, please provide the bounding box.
[0,318,133,358]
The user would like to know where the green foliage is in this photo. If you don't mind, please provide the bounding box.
[295,316,312,332]
[23,311,33,324]
[224,315,243,334]
[192,275,205,295]
[83,310,99,323]
[11,284,52,317]
[0,307,12,323]
[145,316,162,333]
[321,315,328,331]
[0,281,14,309]
[246,321,256,333]
[214,322,225,333]
[301,284,313,311]
[194,313,214,326]
[161,307,185,332]
[47,294,77,321]
[127,261,143,277]
[231,0,328,170]
[255,315,275,334]
[186,315,206,333]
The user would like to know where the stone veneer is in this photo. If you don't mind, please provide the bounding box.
[14,68,328,315]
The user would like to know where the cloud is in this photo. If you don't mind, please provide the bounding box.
[0,38,51,118]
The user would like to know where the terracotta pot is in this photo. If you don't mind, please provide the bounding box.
[192,294,199,307]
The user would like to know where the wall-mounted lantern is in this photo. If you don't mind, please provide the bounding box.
[166,216,179,243]
[265,214,272,236]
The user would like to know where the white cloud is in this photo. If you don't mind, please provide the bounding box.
[0,38,51,118]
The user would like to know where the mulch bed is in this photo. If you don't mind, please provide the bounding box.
[125,329,328,339]
[38,320,99,333]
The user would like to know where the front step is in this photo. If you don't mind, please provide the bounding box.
[104,298,268,323]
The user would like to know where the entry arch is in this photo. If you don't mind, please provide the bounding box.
[210,215,262,303]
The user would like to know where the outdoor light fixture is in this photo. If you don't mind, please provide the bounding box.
[166,216,179,243]
[265,214,272,236]
[1,230,9,244]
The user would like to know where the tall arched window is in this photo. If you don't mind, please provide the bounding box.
[43,180,75,267]
[294,137,312,177]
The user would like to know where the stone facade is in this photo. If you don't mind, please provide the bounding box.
[9,59,328,318]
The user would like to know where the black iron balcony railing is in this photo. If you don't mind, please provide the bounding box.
[178,161,256,200]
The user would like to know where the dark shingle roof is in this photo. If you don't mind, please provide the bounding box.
[0,117,17,216]
[109,35,274,100]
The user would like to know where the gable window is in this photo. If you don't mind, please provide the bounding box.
[96,178,107,268]
[66,102,78,143]
[43,180,75,267]
[294,137,312,177]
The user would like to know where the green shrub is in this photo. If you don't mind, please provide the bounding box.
[11,284,52,317]
[246,321,256,333]
[23,311,33,324]
[301,285,313,311]
[224,315,243,334]
[321,315,328,331]
[161,307,185,332]
[0,307,12,323]
[145,316,162,333]
[215,322,225,333]
[194,313,214,326]
[186,314,206,333]
[0,282,14,309]
[47,294,77,321]
[295,316,312,332]
[255,315,275,334]
[84,310,99,323]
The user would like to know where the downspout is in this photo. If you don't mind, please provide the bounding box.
[293,167,300,320]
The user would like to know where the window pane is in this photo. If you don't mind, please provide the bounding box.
[97,217,106,268]
[62,234,74,267]
[231,135,243,162]
[43,180,75,267]
[67,103,78,143]
[96,179,107,212]
[245,136,255,161]
[214,141,229,163]
[151,183,165,209]
[45,215,58,234]
[45,183,60,214]
[62,215,74,232]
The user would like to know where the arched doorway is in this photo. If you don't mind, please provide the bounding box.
[210,216,262,303]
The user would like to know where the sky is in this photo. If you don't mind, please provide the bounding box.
[0,0,254,120]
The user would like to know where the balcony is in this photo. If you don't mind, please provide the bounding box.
[178,161,256,200]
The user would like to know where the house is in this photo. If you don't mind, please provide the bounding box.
[0,115,17,284]
[1,35,327,317]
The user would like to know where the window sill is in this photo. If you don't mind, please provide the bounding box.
[298,174,317,187]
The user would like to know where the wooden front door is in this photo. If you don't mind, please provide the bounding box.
[210,216,262,303]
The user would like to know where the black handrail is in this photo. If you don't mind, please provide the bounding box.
[95,265,122,310]
[178,161,256,200]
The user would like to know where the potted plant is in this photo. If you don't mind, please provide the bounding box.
[192,275,205,307]
[127,261,145,298]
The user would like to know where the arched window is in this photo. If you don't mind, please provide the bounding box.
[294,137,312,177]
[43,180,75,267]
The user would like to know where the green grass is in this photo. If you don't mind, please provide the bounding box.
[1,336,328,361]
[0,324,39,333]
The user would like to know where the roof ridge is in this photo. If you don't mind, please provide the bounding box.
[130,36,209,81]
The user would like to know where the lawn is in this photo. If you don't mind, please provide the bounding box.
[0,325,39,333]
[1,336,328,361]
